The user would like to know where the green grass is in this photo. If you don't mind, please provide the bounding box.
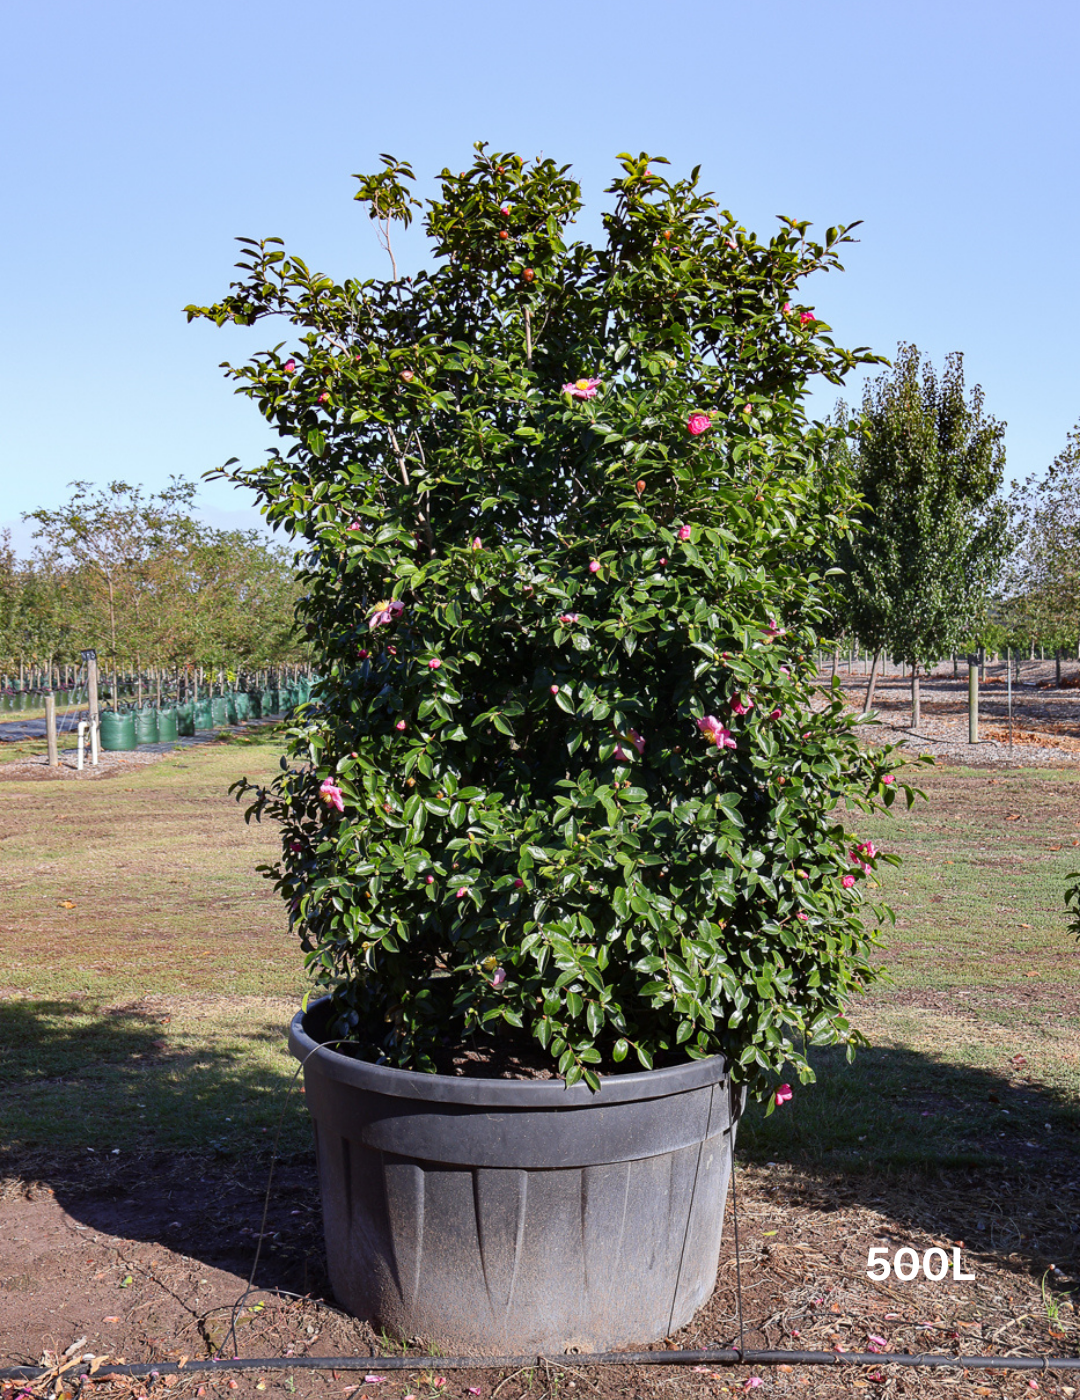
[2,747,1079,1171]
[741,763,1080,1172]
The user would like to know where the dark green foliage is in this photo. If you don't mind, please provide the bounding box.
[190,145,920,1094]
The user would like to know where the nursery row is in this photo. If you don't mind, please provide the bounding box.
[97,680,314,750]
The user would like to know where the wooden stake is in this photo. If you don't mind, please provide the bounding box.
[45,693,59,767]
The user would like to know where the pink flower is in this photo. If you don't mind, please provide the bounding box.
[882,774,894,785]
[471,536,482,550]
[614,744,629,763]
[800,310,815,325]
[289,841,302,853]
[659,557,667,566]
[347,520,362,530]
[500,206,510,217]
[730,695,754,716]
[357,648,370,659]
[765,618,783,638]
[456,887,467,899]
[774,1084,793,1107]
[628,727,645,754]
[395,719,407,731]
[491,968,506,987]
[319,779,345,813]
[514,878,524,888]
[842,874,856,889]
[697,715,736,750]
[588,560,600,573]
[283,358,296,373]
[558,613,579,624]
[426,875,434,884]
[770,708,782,720]
[743,1378,763,1391]
[369,598,405,629]
[550,684,559,695]
[427,658,442,669]
[563,377,601,400]
[782,303,791,314]
[677,524,692,541]
[796,911,808,922]
[317,391,330,404]
[687,412,712,436]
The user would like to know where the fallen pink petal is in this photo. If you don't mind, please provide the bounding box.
[743,1379,763,1391]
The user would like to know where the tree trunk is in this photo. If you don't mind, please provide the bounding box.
[1055,650,1062,687]
[911,671,921,730]
[863,651,882,713]
[831,649,838,681]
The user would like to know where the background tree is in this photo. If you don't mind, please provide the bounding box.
[833,344,1009,725]
[1004,419,1080,682]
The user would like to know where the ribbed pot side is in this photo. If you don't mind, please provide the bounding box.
[289,999,739,1354]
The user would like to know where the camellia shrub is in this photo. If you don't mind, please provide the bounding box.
[189,145,919,1094]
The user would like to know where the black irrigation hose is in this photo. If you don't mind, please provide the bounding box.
[4,1348,1080,1382]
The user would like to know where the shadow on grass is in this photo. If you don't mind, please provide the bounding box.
[2,999,1078,1301]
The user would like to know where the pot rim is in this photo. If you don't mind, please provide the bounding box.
[290,996,729,1108]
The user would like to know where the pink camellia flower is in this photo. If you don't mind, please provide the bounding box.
[491,968,506,987]
[456,887,467,899]
[514,878,524,888]
[614,744,629,763]
[283,358,296,373]
[782,303,791,315]
[428,658,442,669]
[289,841,303,853]
[687,412,712,436]
[677,524,692,541]
[882,774,894,785]
[796,911,808,922]
[765,617,783,639]
[471,536,482,550]
[319,779,345,813]
[317,392,330,404]
[628,727,645,754]
[562,377,601,400]
[800,310,815,325]
[426,875,434,884]
[774,1084,793,1107]
[357,648,370,659]
[659,557,667,566]
[395,719,407,731]
[730,695,754,716]
[550,684,559,695]
[697,715,736,750]
[588,560,600,573]
[369,598,405,629]
[347,520,362,530]
[842,874,856,889]
[558,612,579,624]
[500,205,510,217]
[770,707,782,720]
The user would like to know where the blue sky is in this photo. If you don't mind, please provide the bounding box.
[3,0,1076,556]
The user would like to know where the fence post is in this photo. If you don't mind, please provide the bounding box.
[1007,648,1013,751]
[968,654,979,745]
[45,693,59,767]
[86,651,101,766]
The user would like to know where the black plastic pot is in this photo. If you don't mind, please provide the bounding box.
[289,999,739,1354]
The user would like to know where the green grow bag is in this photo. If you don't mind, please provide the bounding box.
[246,691,263,720]
[210,696,230,727]
[176,703,195,737]
[265,689,279,714]
[234,691,251,721]
[194,698,213,730]
[135,708,159,745]
[156,708,178,742]
[225,693,239,724]
[100,711,137,752]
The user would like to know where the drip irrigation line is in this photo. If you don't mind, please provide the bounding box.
[4,1348,1080,1382]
